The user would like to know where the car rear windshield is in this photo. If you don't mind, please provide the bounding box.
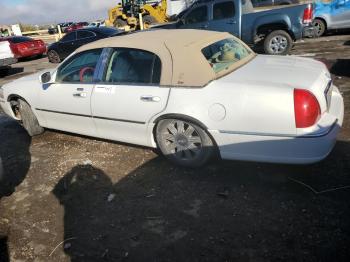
[10,36,33,43]
[201,38,252,74]
[98,27,120,36]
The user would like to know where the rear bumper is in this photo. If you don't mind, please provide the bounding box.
[210,86,344,164]
[0,57,17,68]
[303,25,317,38]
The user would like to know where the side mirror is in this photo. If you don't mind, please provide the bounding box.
[40,72,52,84]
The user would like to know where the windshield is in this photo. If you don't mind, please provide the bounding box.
[201,38,252,74]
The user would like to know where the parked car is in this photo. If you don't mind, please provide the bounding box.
[65,22,89,33]
[0,41,17,76]
[0,29,344,167]
[251,0,299,7]
[159,0,315,55]
[48,22,73,35]
[0,36,46,59]
[313,0,350,37]
[88,21,106,27]
[47,27,122,63]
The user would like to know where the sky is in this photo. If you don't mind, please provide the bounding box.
[0,0,120,25]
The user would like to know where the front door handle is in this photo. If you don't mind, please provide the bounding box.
[73,92,87,98]
[140,95,161,102]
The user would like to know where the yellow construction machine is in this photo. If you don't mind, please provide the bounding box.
[106,0,169,30]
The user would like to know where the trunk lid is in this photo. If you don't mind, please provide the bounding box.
[220,55,332,113]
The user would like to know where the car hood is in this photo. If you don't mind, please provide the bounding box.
[220,55,330,89]
[3,69,55,89]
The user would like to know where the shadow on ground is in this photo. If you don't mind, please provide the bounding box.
[0,235,9,262]
[0,114,31,262]
[330,59,350,77]
[53,140,350,261]
[0,67,24,78]
[0,115,31,199]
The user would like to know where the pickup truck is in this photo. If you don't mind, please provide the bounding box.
[313,0,350,36]
[158,0,315,55]
[0,40,17,76]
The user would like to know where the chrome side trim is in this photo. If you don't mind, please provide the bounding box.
[218,120,338,138]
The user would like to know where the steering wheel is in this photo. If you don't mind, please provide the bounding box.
[79,67,95,82]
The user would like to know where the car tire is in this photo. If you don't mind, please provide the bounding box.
[142,15,157,29]
[114,18,127,28]
[18,99,44,136]
[313,19,326,37]
[156,119,214,167]
[263,30,293,55]
[47,50,61,63]
[0,67,10,78]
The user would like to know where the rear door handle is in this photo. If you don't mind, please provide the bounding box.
[140,96,161,102]
[73,92,87,98]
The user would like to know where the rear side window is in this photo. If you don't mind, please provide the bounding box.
[213,1,235,20]
[77,30,96,39]
[61,32,76,42]
[202,38,251,73]
[104,48,161,85]
[185,6,208,24]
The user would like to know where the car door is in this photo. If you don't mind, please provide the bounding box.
[331,0,350,28]
[58,31,77,58]
[178,5,210,30]
[207,0,240,37]
[91,48,170,147]
[36,49,103,137]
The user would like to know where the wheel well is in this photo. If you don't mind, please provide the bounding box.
[256,23,295,40]
[152,114,220,154]
[7,95,27,118]
[314,17,327,30]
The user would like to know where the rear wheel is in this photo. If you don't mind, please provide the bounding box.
[156,119,214,167]
[313,19,326,37]
[0,67,10,77]
[47,50,61,63]
[18,99,44,136]
[114,18,127,28]
[263,30,293,55]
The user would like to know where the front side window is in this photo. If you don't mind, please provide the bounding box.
[184,6,208,24]
[104,48,161,85]
[213,1,235,20]
[56,49,102,83]
[61,32,76,42]
[202,38,252,73]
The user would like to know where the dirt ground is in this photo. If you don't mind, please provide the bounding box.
[0,33,350,262]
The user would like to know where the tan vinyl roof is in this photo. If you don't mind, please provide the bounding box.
[76,29,253,87]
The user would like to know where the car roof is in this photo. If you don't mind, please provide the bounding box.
[76,29,236,87]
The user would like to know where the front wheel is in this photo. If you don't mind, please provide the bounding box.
[156,119,214,167]
[142,15,157,29]
[47,50,61,63]
[18,100,44,136]
[263,30,293,55]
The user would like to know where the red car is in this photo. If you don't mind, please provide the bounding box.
[0,36,46,59]
[65,22,89,33]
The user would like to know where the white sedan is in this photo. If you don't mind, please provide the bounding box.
[0,29,344,167]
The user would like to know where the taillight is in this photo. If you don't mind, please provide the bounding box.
[302,4,313,24]
[294,89,321,128]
